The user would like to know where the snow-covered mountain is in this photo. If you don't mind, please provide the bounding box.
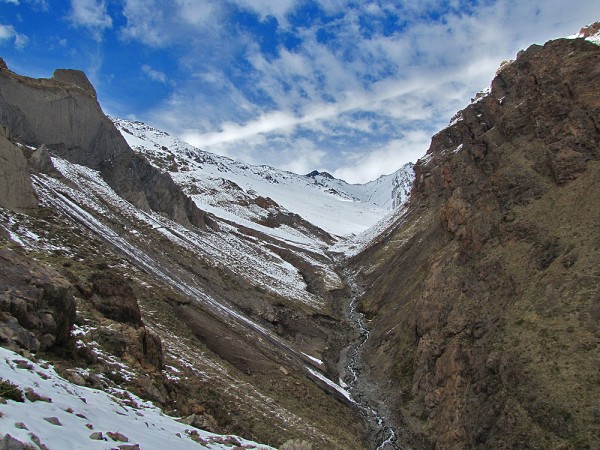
[0,60,419,449]
[112,118,414,237]
[3,25,600,450]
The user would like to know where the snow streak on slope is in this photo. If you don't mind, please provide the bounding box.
[28,157,351,398]
[330,206,408,258]
[112,118,414,237]
[45,157,330,308]
[0,347,273,450]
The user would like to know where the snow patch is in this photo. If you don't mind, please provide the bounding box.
[0,347,273,449]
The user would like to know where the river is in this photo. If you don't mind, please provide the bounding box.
[337,266,403,450]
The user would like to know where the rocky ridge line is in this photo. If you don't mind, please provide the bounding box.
[352,33,600,449]
[0,59,212,231]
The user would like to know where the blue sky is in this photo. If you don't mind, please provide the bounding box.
[1,1,599,183]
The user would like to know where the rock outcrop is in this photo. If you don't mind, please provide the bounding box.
[0,131,37,213]
[0,60,209,230]
[0,248,76,352]
[354,37,600,448]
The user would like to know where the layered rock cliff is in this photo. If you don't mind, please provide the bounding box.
[0,60,210,230]
[0,128,37,213]
[354,36,600,448]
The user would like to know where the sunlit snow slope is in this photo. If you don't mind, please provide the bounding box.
[0,347,272,450]
[112,118,414,237]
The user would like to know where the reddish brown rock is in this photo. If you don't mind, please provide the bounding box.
[354,37,600,449]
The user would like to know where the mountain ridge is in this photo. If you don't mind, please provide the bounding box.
[351,34,600,448]
[111,117,414,237]
[0,25,599,450]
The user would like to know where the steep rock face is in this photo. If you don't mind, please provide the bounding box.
[354,37,600,448]
[0,60,209,230]
[0,131,37,213]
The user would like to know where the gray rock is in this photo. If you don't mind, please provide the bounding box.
[0,134,38,213]
[25,388,51,402]
[43,417,62,426]
[89,432,104,440]
[0,248,76,353]
[0,317,40,352]
[0,66,211,231]
[28,433,48,450]
[177,413,218,433]
[106,431,129,442]
[0,434,29,450]
[28,144,58,175]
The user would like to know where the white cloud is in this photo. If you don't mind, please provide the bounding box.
[1,0,49,7]
[69,0,112,41]
[232,0,297,24]
[0,24,28,49]
[176,0,216,26]
[120,0,167,46]
[26,0,49,10]
[124,0,600,181]
[279,138,326,175]
[121,0,222,47]
[333,131,431,184]
[142,65,168,84]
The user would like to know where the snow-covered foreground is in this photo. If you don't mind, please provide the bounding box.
[0,347,273,449]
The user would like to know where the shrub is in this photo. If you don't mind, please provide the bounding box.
[0,378,25,402]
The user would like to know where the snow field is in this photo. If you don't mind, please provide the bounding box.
[0,347,273,449]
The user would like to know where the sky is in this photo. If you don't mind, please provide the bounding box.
[1,1,599,183]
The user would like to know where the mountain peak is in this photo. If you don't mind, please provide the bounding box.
[52,69,97,99]
[578,21,600,39]
[305,170,334,179]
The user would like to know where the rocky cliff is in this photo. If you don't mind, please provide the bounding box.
[0,128,37,213]
[354,36,600,448]
[0,60,210,230]
[0,59,368,449]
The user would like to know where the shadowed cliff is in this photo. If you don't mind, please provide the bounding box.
[353,36,600,448]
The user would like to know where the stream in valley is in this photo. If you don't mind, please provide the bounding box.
[337,267,403,450]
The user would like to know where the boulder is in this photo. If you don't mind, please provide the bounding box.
[0,434,30,450]
[0,248,76,353]
[88,270,142,326]
[28,144,58,175]
[177,413,219,433]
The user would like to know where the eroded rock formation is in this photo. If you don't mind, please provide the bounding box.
[0,248,76,352]
[0,59,210,230]
[0,132,37,213]
[354,37,600,448]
